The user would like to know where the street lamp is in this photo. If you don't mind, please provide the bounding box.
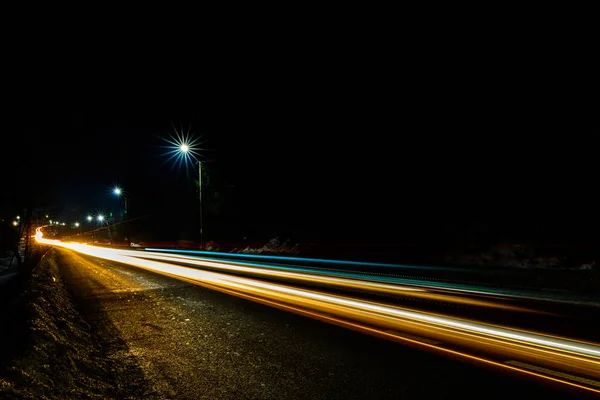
[163,130,204,248]
[86,215,94,241]
[96,215,107,242]
[178,143,203,248]
[113,186,128,221]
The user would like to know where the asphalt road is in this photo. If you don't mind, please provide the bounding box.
[54,247,595,399]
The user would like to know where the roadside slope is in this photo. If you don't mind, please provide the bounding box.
[0,248,145,399]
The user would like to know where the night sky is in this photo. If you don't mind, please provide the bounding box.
[1,70,597,248]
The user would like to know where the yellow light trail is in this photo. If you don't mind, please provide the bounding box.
[36,230,600,393]
[131,252,544,313]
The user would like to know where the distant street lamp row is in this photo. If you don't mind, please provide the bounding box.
[35,130,201,244]
[43,186,126,229]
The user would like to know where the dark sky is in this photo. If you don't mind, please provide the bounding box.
[1,64,597,245]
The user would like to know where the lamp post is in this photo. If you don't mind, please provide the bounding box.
[87,215,94,241]
[162,130,204,249]
[113,187,130,246]
[98,214,111,242]
[113,187,128,221]
[178,144,203,248]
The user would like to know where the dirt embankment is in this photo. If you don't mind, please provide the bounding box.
[0,249,131,399]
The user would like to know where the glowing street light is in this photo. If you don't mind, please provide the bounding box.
[96,214,112,242]
[162,129,205,248]
[12,221,18,226]
[113,186,128,221]
[85,216,94,240]
[74,221,82,236]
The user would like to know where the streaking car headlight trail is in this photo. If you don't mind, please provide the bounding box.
[36,229,600,394]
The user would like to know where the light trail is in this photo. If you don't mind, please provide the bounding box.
[130,251,538,312]
[36,230,600,393]
[143,248,600,307]
[145,247,471,271]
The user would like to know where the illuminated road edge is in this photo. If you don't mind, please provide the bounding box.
[37,231,600,394]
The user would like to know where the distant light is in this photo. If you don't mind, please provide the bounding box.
[179,143,190,153]
[49,220,53,224]
[114,187,122,196]
[45,215,49,218]
[75,222,80,227]
[61,222,65,226]
[16,216,20,220]
[97,215,104,222]
[87,216,92,222]
[12,221,18,226]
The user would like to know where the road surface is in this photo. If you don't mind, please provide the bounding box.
[53,245,597,399]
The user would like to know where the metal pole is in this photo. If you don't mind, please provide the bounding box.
[199,161,203,249]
